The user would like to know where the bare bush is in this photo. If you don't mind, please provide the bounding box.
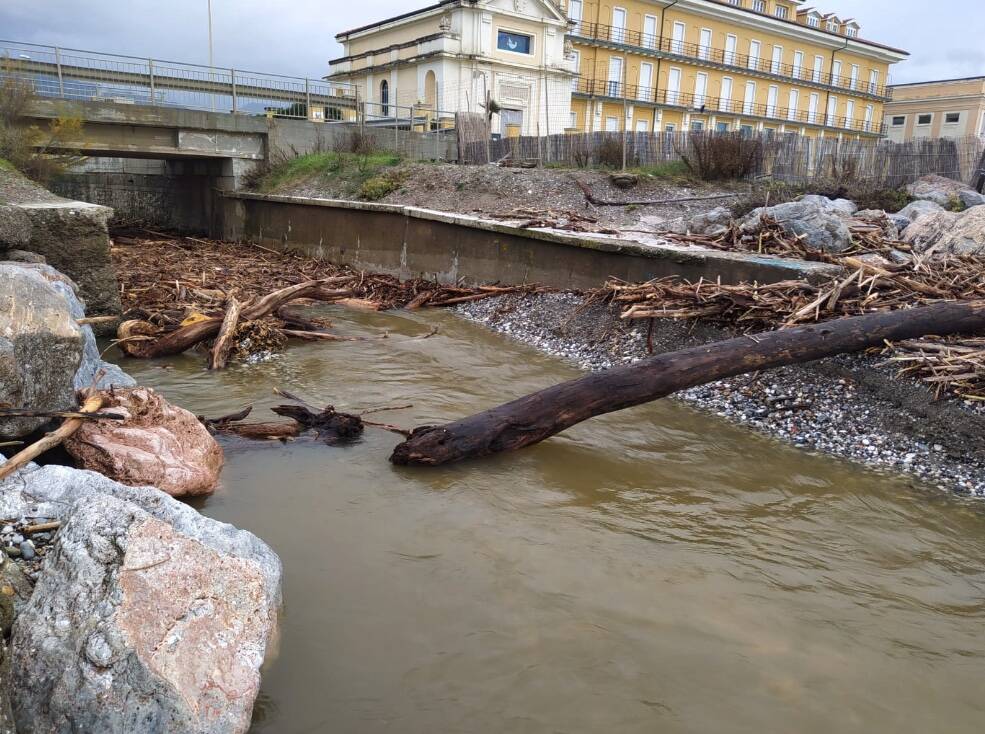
[676,132,764,181]
[594,135,623,168]
[0,62,85,184]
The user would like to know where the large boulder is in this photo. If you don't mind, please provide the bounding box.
[897,199,945,223]
[0,263,84,438]
[904,205,985,255]
[958,189,985,209]
[64,387,223,497]
[799,194,858,216]
[905,174,979,209]
[738,200,854,253]
[1,460,281,734]
[901,210,962,250]
[670,206,733,236]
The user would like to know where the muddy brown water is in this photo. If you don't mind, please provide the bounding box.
[110,308,985,734]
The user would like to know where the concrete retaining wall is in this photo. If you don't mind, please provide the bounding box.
[217,193,841,289]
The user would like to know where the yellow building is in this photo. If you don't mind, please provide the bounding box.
[565,0,907,138]
[884,77,985,142]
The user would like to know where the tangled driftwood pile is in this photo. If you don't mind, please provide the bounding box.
[111,233,544,366]
[590,247,985,400]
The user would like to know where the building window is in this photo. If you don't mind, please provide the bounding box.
[379,80,389,117]
[845,27,858,37]
[917,113,932,125]
[891,116,905,126]
[752,0,766,12]
[728,0,740,5]
[807,15,820,28]
[665,123,676,132]
[691,120,705,131]
[827,21,839,32]
[569,111,578,129]
[774,6,788,19]
[716,121,730,132]
[944,112,961,124]
[497,30,532,54]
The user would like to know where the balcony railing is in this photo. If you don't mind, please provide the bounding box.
[574,78,886,135]
[570,22,893,100]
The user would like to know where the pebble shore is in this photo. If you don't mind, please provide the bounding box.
[456,292,985,498]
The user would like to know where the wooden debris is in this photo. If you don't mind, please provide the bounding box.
[573,177,736,207]
[391,301,985,466]
[0,394,103,482]
[208,297,241,370]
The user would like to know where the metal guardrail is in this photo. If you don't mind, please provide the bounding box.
[0,39,358,120]
[570,21,893,101]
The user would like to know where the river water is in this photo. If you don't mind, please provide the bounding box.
[112,307,985,734]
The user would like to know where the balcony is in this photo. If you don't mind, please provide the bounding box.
[574,78,887,135]
[570,22,893,101]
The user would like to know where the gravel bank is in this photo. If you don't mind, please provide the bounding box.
[456,292,985,498]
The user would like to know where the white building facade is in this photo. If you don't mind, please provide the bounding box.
[329,0,577,136]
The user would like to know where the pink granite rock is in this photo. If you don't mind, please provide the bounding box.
[64,386,223,497]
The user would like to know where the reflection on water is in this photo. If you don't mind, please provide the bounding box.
[112,308,985,734]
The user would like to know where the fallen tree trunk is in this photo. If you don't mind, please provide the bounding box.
[572,177,735,207]
[390,301,985,466]
[208,297,241,370]
[118,280,352,358]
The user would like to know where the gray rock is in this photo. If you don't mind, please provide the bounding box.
[18,540,34,561]
[0,264,84,439]
[10,200,122,325]
[897,199,945,222]
[2,460,281,734]
[0,262,133,399]
[901,210,962,251]
[800,194,858,215]
[671,206,733,236]
[916,205,985,255]
[958,190,985,209]
[3,249,46,264]
[739,200,854,253]
[905,174,968,207]
[887,213,912,233]
[0,204,32,249]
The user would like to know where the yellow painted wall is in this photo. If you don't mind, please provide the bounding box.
[572,0,900,137]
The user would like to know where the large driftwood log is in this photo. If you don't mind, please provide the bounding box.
[208,297,241,370]
[118,279,353,358]
[391,301,985,466]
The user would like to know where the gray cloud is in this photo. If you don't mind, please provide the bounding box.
[2,0,982,84]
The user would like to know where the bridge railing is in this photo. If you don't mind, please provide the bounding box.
[0,39,358,121]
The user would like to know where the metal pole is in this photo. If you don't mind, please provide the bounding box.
[207,0,215,111]
[230,68,237,113]
[622,61,629,171]
[148,59,155,105]
[54,47,64,98]
[305,78,311,120]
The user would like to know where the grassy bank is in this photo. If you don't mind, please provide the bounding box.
[252,151,405,201]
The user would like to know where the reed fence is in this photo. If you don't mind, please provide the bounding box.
[462,131,985,188]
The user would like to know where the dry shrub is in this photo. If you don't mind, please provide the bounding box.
[0,62,85,184]
[677,132,765,181]
[594,135,623,168]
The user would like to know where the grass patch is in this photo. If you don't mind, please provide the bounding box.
[253,151,403,195]
[0,157,14,171]
[631,160,694,181]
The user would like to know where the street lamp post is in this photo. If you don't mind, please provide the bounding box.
[208,0,215,111]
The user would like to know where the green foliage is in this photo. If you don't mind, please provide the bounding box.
[250,149,403,195]
[945,193,966,212]
[358,172,405,201]
[631,160,694,181]
[0,62,85,185]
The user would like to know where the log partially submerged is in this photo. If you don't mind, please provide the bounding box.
[390,301,985,466]
[208,297,241,370]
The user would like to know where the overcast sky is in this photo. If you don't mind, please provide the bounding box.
[2,0,983,84]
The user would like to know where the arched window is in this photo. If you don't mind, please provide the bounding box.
[380,80,389,117]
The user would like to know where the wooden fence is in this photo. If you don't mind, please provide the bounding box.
[462,131,985,188]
